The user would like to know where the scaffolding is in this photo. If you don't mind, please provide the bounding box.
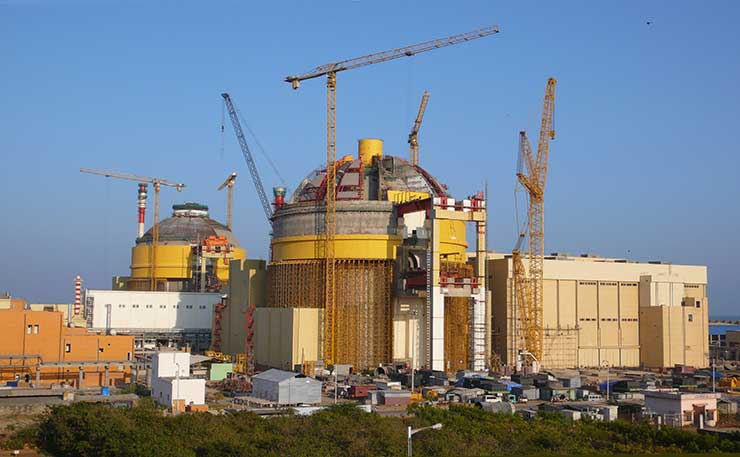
[267,259,393,369]
[542,326,579,368]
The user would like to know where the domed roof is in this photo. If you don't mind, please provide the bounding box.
[290,154,449,204]
[137,202,240,246]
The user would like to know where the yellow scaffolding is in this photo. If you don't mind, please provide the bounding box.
[267,259,393,369]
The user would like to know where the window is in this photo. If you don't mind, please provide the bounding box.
[26,325,32,334]
[696,300,701,308]
[186,305,193,309]
[65,343,71,353]
[119,304,125,308]
[133,304,140,309]
[688,314,694,322]
[33,324,39,334]
[199,305,206,310]
[706,410,715,421]
[99,347,104,353]
[160,305,166,309]
[684,411,693,422]
[146,304,153,309]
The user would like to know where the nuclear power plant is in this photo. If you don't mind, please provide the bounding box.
[260,138,487,372]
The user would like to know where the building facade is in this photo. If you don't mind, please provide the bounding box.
[489,253,708,369]
[645,391,719,427]
[85,289,222,352]
[150,351,205,409]
[0,307,134,387]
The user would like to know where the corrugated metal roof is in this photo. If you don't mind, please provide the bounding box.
[253,368,301,383]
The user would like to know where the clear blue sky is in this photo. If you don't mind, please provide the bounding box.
[1,1,738,316]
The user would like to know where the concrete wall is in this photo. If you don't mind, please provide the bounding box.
[640,304,708,368]
[151,352,191,378]
[0,309,133,387]
[489,255,708,369]
[254,308,321,371]
[219,259,267,358]
[152,377,206,408]
[392,296,424,368]
[87,290,220,331]
[645,392,719,427]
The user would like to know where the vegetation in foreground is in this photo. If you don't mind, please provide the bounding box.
[3,400,740,456]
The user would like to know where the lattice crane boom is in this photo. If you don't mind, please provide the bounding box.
[514,78,556,362]
[221,93,274,225]
[408,91,430,166]
[79,167,186,291]
[284,25,500,366]
[284,25,499,88]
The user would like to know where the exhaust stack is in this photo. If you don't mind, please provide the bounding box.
[137,184,147,238]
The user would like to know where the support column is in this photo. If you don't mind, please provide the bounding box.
[430,218,445,371]
[78,367,84,389]
[104,365,110,386]
[35,366,41,387]
[473,215,488,371]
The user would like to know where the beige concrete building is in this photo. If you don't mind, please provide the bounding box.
[489,253,708,369]
[217,259,267,358]
[254,308,321,371]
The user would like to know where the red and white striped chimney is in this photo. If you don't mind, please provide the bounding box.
[74,275,82,316]
[137,184,148,238]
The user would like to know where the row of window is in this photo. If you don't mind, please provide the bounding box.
[111,304,208,310]
[578,317,638,322]
[26,324,40,334]
[577,281,639,287]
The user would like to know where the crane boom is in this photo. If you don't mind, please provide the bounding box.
[409,91,430,166]
[221,93,273,225]
[80,168,185,190]
[285,25,500,88]
[80,167,185,291]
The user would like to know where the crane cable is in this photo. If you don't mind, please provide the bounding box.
[232,103,286,186]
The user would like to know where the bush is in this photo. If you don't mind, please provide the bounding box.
[5,401,740,456]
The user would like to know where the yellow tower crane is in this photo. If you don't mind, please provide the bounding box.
[217,172,237,231]
[514,78,556,362]
[409,91,430,166]
[80,168,186,291]
[284,25,500,365]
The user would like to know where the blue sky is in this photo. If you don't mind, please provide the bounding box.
[1,1,738,316]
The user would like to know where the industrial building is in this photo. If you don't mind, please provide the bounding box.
[252,369,322,405]
[259,138,487,372]
[644,391,719,427]
[151,351,206,410]
[489,253,709,369]
[116,202,246,292]
[81,202,247,353]
[85,289,221,352]
[216,259,266,358]
[0,304,134,387]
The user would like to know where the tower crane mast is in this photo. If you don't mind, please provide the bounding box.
[221,93,273,225]
[514,78,556,362]
[409,91,430,166]
[79,167,186,291]
[284,25,500,366]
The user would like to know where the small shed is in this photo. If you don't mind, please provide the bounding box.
[252,369,322,405]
